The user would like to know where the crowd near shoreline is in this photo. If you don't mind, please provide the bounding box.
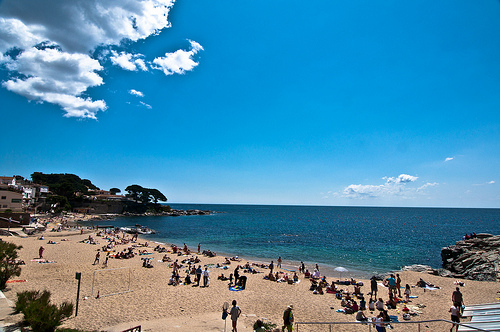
[0,213,498,331]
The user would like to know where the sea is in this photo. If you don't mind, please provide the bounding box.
[82,204,500,278]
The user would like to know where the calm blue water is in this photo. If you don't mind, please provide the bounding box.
[85,204,500,278]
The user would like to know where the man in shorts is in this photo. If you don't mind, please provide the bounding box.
[449,303,461,332]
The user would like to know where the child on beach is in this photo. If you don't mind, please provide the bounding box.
[404,284,411,302]
[230,300,241,332]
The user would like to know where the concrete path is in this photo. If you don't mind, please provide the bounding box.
[0,290,20,332]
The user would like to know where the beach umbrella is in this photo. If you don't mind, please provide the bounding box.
[334,266,348,279]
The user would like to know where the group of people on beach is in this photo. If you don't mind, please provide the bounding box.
[80,228,470,331]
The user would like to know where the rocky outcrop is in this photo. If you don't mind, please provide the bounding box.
[440,234,500,281]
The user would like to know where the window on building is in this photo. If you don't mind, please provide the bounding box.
[2,205,7,208]
[1,196,6,200]
[11,199,21,203]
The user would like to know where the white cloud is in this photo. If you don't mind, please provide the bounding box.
[418,182,438,191]
[2,47,106,118]
[110,51,148,71]
[0,0,203,119]
[129,89,144,97]
[342,174,434,199]
[473,180,496,186]
[140,101,152,109]
[445,157,454,162]
[384,174,418,184]
[0,0,175,54]
[152,40,204,75]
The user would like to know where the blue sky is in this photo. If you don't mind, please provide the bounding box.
[1,0,499,208]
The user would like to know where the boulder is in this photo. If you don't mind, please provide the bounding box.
[441,235,500,281]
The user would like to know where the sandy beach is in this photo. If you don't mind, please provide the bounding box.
[1,220,498,332]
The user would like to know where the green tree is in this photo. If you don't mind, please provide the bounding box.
[125,184,143,202]
[15,290,73,332]
[31,172,99,199]
[149,188,167,204]
[0,241,23,289]
[46,195,71,213]
[125,185,167,204]
[109,188,121,195]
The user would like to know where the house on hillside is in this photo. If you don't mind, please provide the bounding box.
[0,188,23,212]
[0,176,16,186]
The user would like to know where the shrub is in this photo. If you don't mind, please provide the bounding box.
[16,290,73,332]
[0,241,23,289]
[253,319,278,331]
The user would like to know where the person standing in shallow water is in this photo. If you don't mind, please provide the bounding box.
[230,300,241,332]
[277,257,282,268]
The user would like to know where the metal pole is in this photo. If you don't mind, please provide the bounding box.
[75,272,81,316]
[418,323,420,332]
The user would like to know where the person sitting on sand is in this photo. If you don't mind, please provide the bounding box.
[369,298,376,311]
[351,300,359,312]
[304,269,310,278]
[354,284,361,295]
[326,283,338,293]
[293,273,299,282]
[359,297,366,310]
[356,310,368,322]
[376,298,385,311]
[168,273,178,286]
[313,284,323,295]
[385,293,397,309]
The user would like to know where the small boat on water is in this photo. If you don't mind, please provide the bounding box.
[120,225,155,235]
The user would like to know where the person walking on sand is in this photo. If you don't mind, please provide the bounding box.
[104,252,109,267]
[452,287,464,313]
[282,305,294,332]
[230,300,241,332]
[450,303,461,332]
[203,266,210,287]
[39,246,44,259]
[269,260,274,274]
[196,265,202,286]
[93,252,100,265]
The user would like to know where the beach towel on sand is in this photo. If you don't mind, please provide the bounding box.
[229,286,244,291]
